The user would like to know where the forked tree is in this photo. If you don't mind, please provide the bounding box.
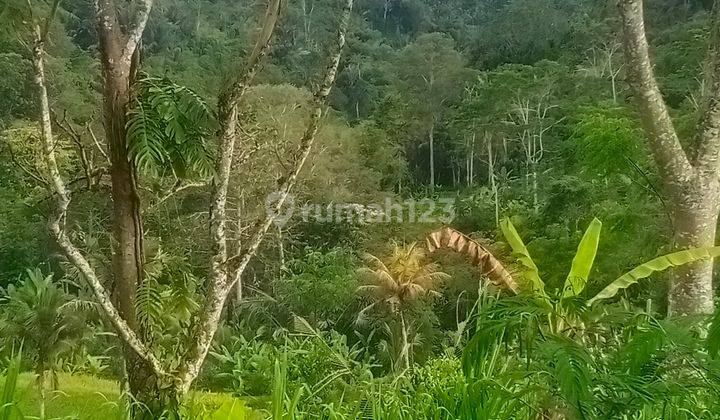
[28,0,355,415]
[619,0,720,316]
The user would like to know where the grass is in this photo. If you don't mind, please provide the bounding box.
[4,372,262,419]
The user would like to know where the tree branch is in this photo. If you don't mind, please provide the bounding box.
[176,0,284,396]
[39,0,61,42]
[618,0,694,185]
[694,1,720,175]
[177,0,353,396]
[122,0,153,65]
[29,13,167,379]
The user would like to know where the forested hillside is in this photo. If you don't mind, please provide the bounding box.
[2,0,720,418]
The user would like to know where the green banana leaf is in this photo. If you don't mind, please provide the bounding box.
[500,218,545,296]
[563,218,602,298]
[588,246,720,305]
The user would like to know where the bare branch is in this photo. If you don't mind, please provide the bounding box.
[29,13,167,379]
[177,0,353,396]
[5,142,48,186]
[694,1,720,174]
[86,121,110,164]
[122,0,153,65]
[618,0,694,185]
[148,181,208,211]
[177,0,285,396]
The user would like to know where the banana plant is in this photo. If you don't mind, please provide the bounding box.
[500,217,720,310]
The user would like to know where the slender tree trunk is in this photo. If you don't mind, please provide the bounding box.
[465,138,470,186]
[38,370,46,420]
[531,161,539,215]
[487,135,499,227]
[399,310,409,372]
[469,132,475,186]
[429,122,435,192]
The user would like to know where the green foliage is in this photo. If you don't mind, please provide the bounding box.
[570,106,645,176]
[539,335,593,416]
[0,268,89,377]
[0,354,22,420]
[209,332,275,396]
[4,0,720,417]
[126,75,214,178]
[709,305,720,359]
[275,248,358,326]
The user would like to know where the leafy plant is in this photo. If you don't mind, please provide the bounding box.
[0,268,89,419]
[0,353,23,420]
[126,75,214,178]
[357,243,449,371]
[501,217,720,307]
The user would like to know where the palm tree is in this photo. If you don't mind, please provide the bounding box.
[357,242,448,372]
[0,268,89,419]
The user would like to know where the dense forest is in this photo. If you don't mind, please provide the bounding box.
[3,0,720,418]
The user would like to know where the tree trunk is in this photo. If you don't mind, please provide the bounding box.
[429,123,435,192]
[37,370,45,420]
[124,366,179,420]
[669,179,719,316]
[399,310,409,372]
[95,1,157,413]
[531,161,539,215]
[487,136,500,227]
[469,132,475,186]
[619,0,720,316]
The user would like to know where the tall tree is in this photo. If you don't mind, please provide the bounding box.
[619,0,720,316]
[395,33,468,191]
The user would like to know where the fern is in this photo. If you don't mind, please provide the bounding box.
[540,335,593,418]
[135,277,163,339]
[127,75,214,178]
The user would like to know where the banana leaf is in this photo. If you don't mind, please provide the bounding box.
[563,218,602,298]
[500,218,545,296]
[588,246,720,305]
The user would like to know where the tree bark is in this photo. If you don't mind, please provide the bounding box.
[399,310,409,372]
[668,180,719,315]
[619,0,720,315]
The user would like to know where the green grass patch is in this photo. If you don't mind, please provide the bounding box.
[5,373,261,419]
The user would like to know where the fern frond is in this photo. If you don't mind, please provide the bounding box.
[135,277,163,339]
